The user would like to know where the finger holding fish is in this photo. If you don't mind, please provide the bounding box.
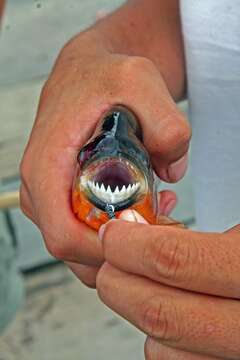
[67,189,177,288]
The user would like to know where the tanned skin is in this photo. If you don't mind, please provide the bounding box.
[20,0,190,276]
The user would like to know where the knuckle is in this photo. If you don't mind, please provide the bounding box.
[165,114,191,151]
[96,268,104,294]
[20,148,35,189]
[96,263,111,299]
[19,187,30,216]
[156,237,184,280]
[19,153,30,183]
[140,296,182,342]
[39,77,61,107]
[66,262,98,289]
[144,337,159,360]
[79,276,96,289]
[57,37,80,62]
[144,342,150,360]
[39,76,62,104]
[143,233,191,282]
[148,112,191,159]
[81,280,96,289]
[44,240,63,260]
[119,56,156,79]
[141,298,167,338]
[175,114,192,145]
[43,229,68,261]
[19,201,28,218]
[173,114,191,143]
[144,338,167,360]
[144,338,153,360]
[19,201,31,220]
[40,79,51,99]
[102,220,117,245]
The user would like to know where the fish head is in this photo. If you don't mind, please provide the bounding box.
[77,107,154,213]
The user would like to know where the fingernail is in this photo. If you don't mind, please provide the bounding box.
[98,224,106,242]
[120,210,148,224]
[164,200,176,216]
[168,153,188,182]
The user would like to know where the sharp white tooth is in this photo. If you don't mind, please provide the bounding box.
[100,183,105,193]
[121,185,126,193]
[126,184,132,193]
[107,185,112,194]
[96,182,100,191]
[114,186,119,194]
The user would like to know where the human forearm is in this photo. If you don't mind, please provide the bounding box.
[94,0,185,100]
[61,0,185,101]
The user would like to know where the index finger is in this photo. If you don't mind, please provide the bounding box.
[100,220,240,298]
[23,126,103,266]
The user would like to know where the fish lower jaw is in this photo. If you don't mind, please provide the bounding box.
[87,180,140,204]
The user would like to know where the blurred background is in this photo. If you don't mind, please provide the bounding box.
[0,1,194,359]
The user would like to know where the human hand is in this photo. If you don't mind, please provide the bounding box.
[97,214,240,359]
[20,29,190,286]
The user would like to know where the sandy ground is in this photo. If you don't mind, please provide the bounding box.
[0,263,145,360]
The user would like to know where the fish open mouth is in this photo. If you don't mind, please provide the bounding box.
[80,157,147,211]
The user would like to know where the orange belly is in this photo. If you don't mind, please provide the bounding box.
[72,187,158,231]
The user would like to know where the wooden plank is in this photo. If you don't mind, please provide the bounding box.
[0,190,19,209]
[1,178,54,270]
